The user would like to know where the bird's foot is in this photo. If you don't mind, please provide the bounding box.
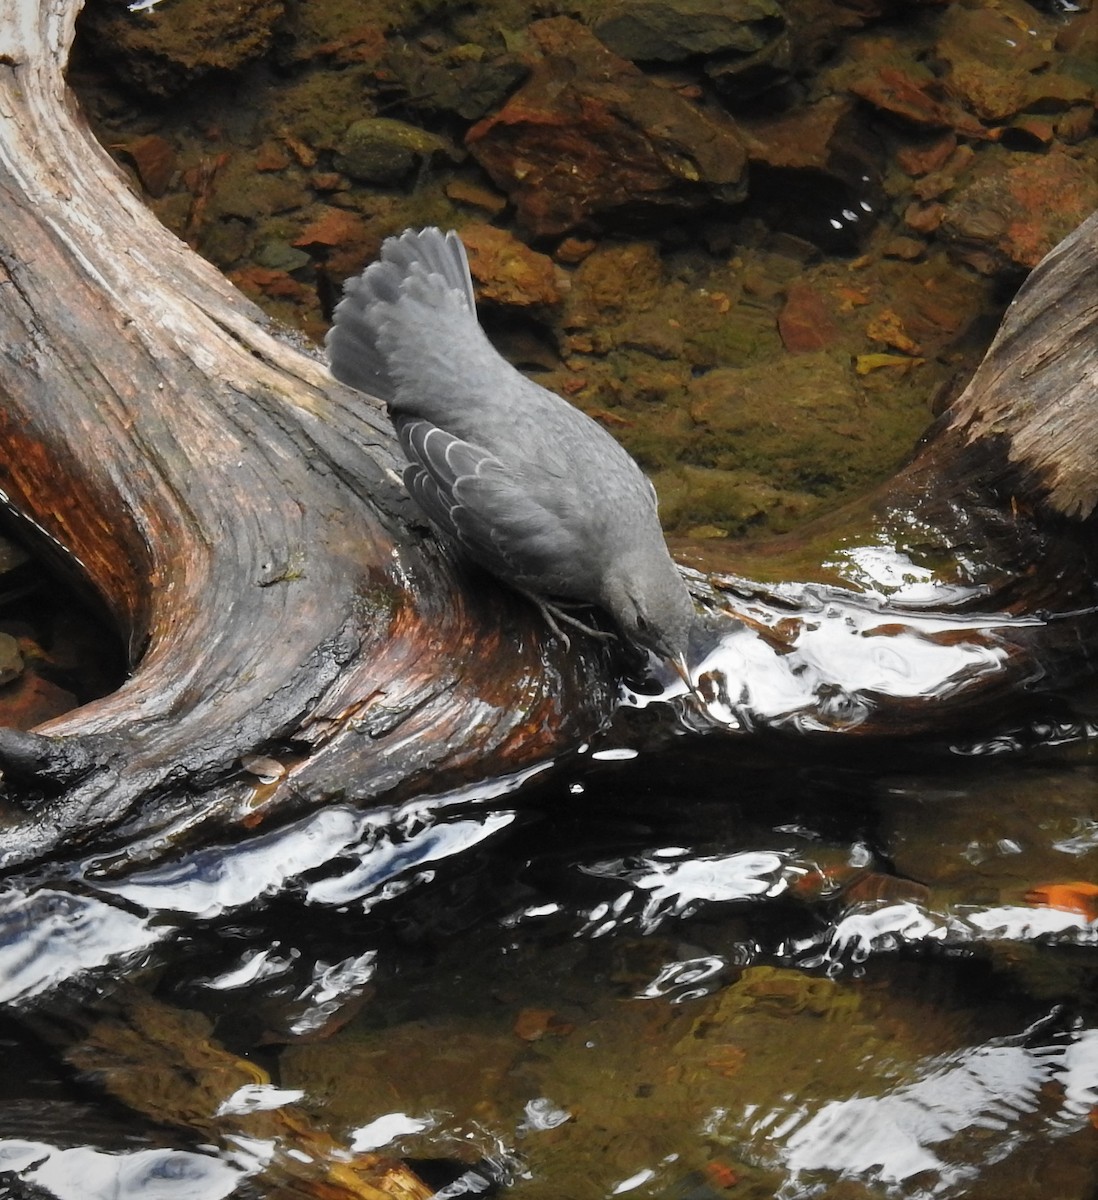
[519,591,615,651]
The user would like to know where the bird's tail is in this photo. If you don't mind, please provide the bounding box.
[326,227,477,404]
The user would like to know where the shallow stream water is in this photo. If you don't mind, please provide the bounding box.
[3,1,1095,1195]
[2,703,1098,1199]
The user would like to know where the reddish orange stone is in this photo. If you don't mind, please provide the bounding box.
[777,282,840,354]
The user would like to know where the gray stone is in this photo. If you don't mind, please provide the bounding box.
[335,118,457,186]
[595,0,786,63]
[255,240,312,272]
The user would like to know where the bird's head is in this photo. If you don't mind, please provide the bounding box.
[601,556,698,691]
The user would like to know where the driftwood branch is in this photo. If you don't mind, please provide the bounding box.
[0,0,1095,877]
[0,0,619,872]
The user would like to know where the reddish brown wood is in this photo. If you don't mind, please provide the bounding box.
[0,2,1095,874]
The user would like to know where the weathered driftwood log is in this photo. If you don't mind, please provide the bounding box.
[0,1,1096,877]
[0,0,618,874]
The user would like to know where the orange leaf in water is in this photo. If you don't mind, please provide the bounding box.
[513,1007,573,1041]
[705,1160,740,1188]
[1025,881,1098,921]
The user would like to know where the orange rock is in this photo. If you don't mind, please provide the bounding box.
[1004,116,1055,149]
[444,177,508,216]
[466,17,746,236]
[293,207,366,249]
[255,141,291,172]
[460,223,562,308]
[740,95,855,171]
[866,308,921,355]
[280,129,318,168]
[849,63,978,134]
[230,265,311,301]
[119,134,176,198]
[904,201,945,234]
[941,148,1098,270]
[555,236,598,265]
[0,670,77,729]
[777,282,840,354]
[704,1044,746,1078]
[705,1160,740,1189]
[895,133,957,177]
[513,1007,573,1040]
[834,284,872,311]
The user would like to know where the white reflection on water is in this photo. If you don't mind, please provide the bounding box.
[102,764,547,921]
[0,772,531,1008]
[304,812,515,908]
[349,1111,438,1151]
[104,806,375,917]
[215,1083,305,1116]
[580,850,788,934]
[638,954,727,1002]
[0,887,164,1005]
[285,949,378,1038]
[1052,817,1098,856]
[518,1097,571,1133]
[632,584,1039,732]
[700,603,1019,732]
[199,946,296,991]
[0,1143,243,1200]
[733,1027,1098,1198]
[797,899,1098,971]
[823,531,986,607]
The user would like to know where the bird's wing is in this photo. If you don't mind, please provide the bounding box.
[398,418,582,585]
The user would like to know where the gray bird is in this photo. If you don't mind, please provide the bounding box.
[326,226,697,685]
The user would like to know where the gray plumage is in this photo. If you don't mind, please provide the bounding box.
[327,227,697,677]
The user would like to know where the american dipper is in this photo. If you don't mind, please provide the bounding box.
[327,227,697,684]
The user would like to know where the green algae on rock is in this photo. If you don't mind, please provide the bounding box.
[336,117,460,186]
[466,17,747,237]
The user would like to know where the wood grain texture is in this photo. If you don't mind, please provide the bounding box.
[0,0,614,870]
[0,0,1095,875]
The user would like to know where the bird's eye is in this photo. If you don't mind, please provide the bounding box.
[635,613,649,632]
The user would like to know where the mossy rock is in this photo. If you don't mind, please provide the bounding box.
[336,117,459,185]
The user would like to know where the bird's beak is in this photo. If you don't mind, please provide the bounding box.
[669,652,701,700]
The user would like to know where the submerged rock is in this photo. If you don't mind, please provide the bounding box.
[80,0,284,98]
[563,241,666,331]
[335,117,458,186]
[460,223,562,309]
[0,633,22,687]
[934,0,1090,123]
[777,282,841,353]
[839,40,985,137]
[594,0,785,61]
[381,41,529,122]
[939,147,1098,271]
[738,95,883,252]
[593,0,791,103]
[466,17,747,237]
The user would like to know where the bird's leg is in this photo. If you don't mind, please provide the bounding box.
[516,589,616,650]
